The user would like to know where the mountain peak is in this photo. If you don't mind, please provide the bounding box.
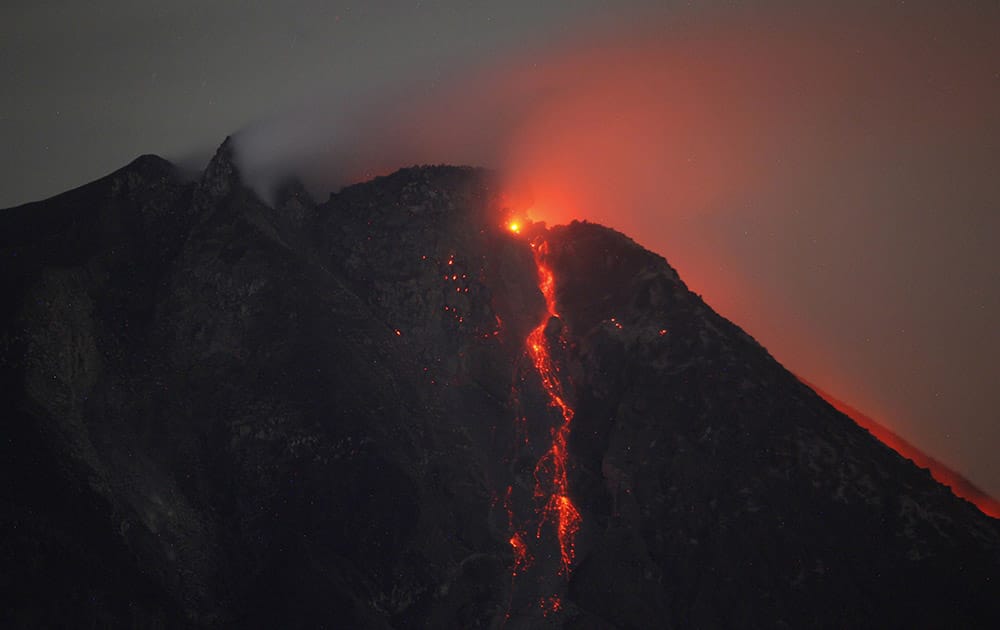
[116,153,176,180]
[196,136,242,201]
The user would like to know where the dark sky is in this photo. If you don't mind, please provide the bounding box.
[3,1,999,498]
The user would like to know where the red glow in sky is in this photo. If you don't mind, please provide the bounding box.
[238,3,1000,500]
[805,380,1000,519]
[479,9,1000,500]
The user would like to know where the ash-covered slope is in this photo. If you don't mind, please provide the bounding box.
[1,139,998,629]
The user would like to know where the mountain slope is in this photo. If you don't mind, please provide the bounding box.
[1,139,997,628]
[805,380,1000,519]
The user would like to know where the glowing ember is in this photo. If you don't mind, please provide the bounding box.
[504,485,533,576]
[509,531,531,576]
[508,220,522,234]
[540,595,562,617]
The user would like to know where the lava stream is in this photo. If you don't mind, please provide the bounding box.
[525,239,581,575]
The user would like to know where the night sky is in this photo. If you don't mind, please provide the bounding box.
[3,2,998,498]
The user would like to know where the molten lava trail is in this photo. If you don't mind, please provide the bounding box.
[525,239,581,576]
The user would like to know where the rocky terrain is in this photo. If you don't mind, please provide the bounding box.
[1,138,998,628]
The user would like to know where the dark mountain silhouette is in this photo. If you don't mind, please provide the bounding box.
[2,138,998,629]
[802,380,1000,519]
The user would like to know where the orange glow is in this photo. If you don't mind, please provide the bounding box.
[509,531,531,577]
[540,595,562,617]
[507,220,522,234]
[504,485,533,577]
[263,9,1000,512]
[525,239,581,575]
[803,379,1000,519]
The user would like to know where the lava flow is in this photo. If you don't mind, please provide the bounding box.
[496,226,580,575]
[524,237,581,576]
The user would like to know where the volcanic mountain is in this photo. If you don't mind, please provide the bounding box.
[2,139,998,629]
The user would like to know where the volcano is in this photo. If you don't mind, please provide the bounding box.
[2,139,998,628]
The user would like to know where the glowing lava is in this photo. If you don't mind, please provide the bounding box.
[501,227,582,620]
[525,239,581,575]
[504,485,533,576]
[540,595,562,617]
